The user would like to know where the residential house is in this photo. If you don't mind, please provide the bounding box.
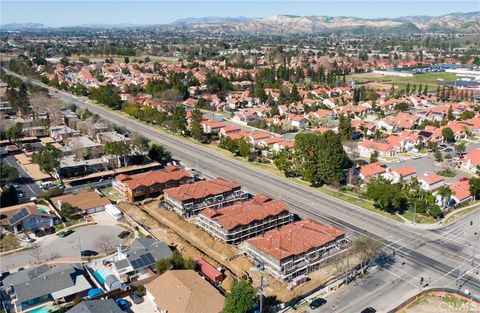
[245,219,347,281]
[418,173,445,191]
[357,140,396,158]
[96,131,132,145]
[51,191,111,215]
[197,195,294,244]
[145,270,225,313]
[113,166,193,202]
[67,299,123,313]
[163,178,247,218]
[219,125,241,138]
[0,203,56,234]
[256,137,283,150]
[358,162,386,180]
[112,238,173,277]
[384,166,417,183]
[3,264,91,313]
[460,148,480,173]
[247,132,271,146]
[272,141,295,152]
[49,125,78,142]
[62,136,104,159]
[448,180,473,206]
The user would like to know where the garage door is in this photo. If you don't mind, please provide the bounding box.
[86,206,104,214]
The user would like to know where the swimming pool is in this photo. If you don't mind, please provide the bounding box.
[26,306,52,313]
[37,206,49,214]
[93,269,110,285]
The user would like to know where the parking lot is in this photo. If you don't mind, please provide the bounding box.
[1,154,43,202]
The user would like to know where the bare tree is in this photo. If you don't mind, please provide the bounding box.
[95,235,116,256]
[353,236,383,275]
[28,244,43,264]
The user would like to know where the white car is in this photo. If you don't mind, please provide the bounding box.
[19,236,35,243]
[412,155,421,160]
[397,158,405,163]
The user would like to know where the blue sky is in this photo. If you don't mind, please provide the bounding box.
[1,1,479,27]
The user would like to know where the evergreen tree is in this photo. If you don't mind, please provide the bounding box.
[190,109,205,142]
[170,106,187,133]
[223,280,258,313]
[338,114,352,142]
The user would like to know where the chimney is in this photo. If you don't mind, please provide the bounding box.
[117,245,125,259]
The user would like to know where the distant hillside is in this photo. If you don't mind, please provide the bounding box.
[173,16,251,25]
[164,12,480,35]
[0,23,45,31]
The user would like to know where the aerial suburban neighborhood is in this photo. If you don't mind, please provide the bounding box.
[0,1,480,313]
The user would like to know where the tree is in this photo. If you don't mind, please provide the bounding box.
[369,150,379,164]
[28,244,43,264]
[434,150,443,162]
[294,131,348,186]
[447,105,454,121]
[0,185,18,207]
[31,144,61,173]
[223,280,258,313]
[469,177,480,199]
[135,285,146,297]
[442,127,455,143]
[170,106,187,133]
[237,138,252,159]
[190,109,205,142]
[365,178,408,214]
[455,142,466,155]
[353,236,383,274]
[104,141,131,166]
[0,164,18,184]
[95,235,116,256]
[6,122,23,143]
[148,143,172,163]
[60,202,80,220]
[338,114,352,142]
[156,258,171,274]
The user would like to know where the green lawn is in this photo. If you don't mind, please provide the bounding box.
[401,209,437,224]
[347,72,458,91]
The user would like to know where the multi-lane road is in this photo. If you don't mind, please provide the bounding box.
[5,70,480,312]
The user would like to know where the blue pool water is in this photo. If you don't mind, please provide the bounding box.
[26,307,52,313]
[93,269,109,285]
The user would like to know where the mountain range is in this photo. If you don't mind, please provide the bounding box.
[1,12,479,34]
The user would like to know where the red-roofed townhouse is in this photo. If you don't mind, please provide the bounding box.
[203,121,226,135]
[256,137,283,150]
[418,173,445,191]
[247,132,271,146]
[460,148,480,173]
[358,163,386,180]
[245,219,348,281]
[113,166,193,202]
[288,115,309,129]
[197,195,294,244]
[163,178,247,218]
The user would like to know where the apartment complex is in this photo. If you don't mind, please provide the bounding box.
[197,194,294,244]
[163,178,247,218]
[245,219,347,281]
[113,166,193,202]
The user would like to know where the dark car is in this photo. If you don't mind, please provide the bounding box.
[309,298,327,309]
[81,250,98,257]
[130,293,144,304]
[57,229,74,238]
[361,307,376,313]
[118,231,131,239]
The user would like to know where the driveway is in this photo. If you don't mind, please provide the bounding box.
[0,224,123,271]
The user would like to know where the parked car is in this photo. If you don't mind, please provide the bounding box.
[118,231,130,239]
[397,158,405,163]
[19,236,35,243]
[130,293,144,304]
[80,250,98,257]
[115,298,129,310]
[309,298,327,309]
[412,155,421,159]
[57,230,74,238]
[30,197,37,202]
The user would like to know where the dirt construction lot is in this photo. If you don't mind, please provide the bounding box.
[119,200,360,302]
[401,294,480,313]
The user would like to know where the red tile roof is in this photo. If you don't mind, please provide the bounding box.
[393,166,416,177]
[463,148,480,166]
[359,162,386,179]
[200,195,290,231]
[247,219,345,261]
[164,178,241,202]
[116,166,191,190]
[449,180,471,201]
[419,174,444,185]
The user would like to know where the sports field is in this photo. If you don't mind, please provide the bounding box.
[347,72,458,91]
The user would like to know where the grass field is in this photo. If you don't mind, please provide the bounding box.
[71,54,179,63]
[347,72,458,91]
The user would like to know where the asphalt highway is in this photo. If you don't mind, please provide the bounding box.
[6,70,480,312]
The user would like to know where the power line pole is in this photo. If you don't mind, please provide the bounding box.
[259,273,263,313]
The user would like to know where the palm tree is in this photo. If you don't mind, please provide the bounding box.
[437,186,452,208]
